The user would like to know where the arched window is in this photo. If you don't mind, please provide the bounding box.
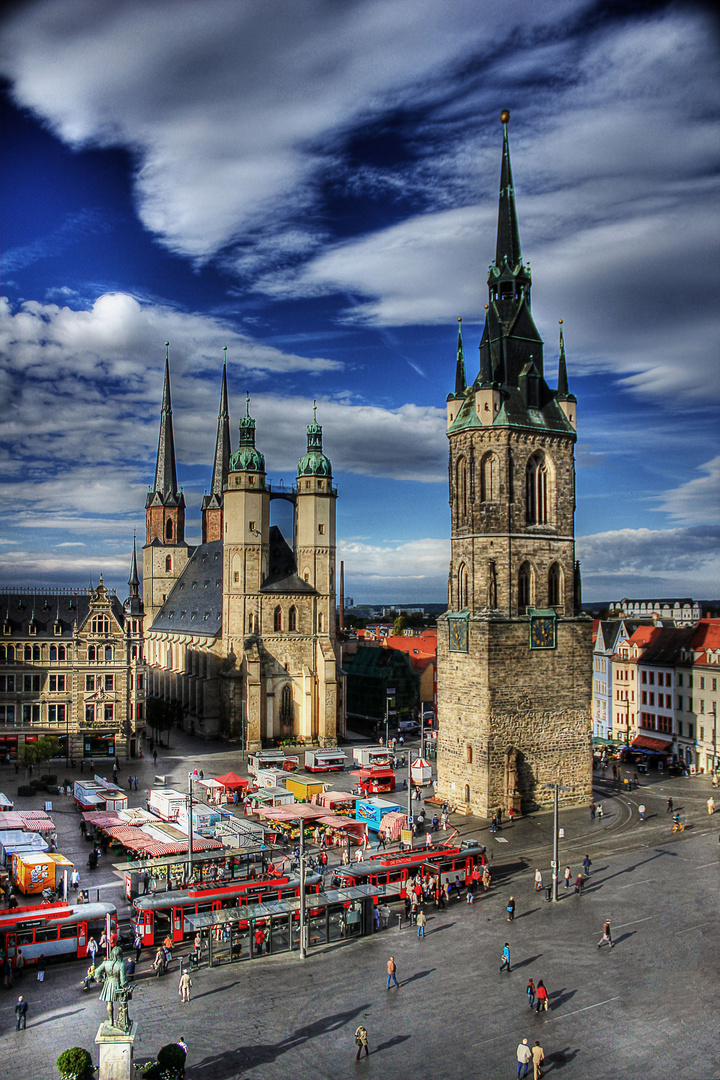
[526,452,548,524]
[58,645,66,661]
[50,645,57,662]
[457,563,468,609]
[165,519,173,540]
[480,452,498,503]
[318,612,325,633]
[165,555,172,572]
[280,684,293,721]
[7,645,14,662]
[456,456,468,520]
[464,784,471,804]
[518,561,533,611]
[465,744,473,764]
[33,646,40,661]
[104,646,113,662]
[248,614,254,634]
[288,606,297,632]
[88,646,96,662]
[548,563,562,607]
[24,645,32,661]
[274,606,282,632]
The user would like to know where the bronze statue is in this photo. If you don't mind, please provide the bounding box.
[93,945,134,1032]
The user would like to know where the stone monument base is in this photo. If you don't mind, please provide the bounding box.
[95,1021,138,1080]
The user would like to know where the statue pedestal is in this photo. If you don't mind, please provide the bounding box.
[95,1021,138,1080]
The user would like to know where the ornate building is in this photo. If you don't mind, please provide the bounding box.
[0,550,146,761]
[143,351,341,749]
[436,112,592,816]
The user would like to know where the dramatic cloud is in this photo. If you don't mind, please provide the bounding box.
[340,537,450,604]
[654,457,720,526]
[577,525,720,599]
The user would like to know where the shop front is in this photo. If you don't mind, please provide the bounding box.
[83,732,116,759]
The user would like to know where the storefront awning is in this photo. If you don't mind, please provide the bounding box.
[631,735,673,754]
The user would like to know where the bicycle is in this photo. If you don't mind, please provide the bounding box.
[671,820,685,833]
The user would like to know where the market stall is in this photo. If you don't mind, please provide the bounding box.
[215,772,251,804]
[311,791,360,815]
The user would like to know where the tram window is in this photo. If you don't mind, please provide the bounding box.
[17,931,34,946]
[34,927,59,942]
[60,925,78,939]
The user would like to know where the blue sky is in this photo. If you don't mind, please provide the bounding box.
[0,0,718,605]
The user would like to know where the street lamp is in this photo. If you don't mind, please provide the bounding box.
[186,772,194,884]
[385,687,395,746]
[543,782,569,902]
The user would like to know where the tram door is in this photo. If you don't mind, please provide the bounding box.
[171,906,184,943]
[464,855,474,884]
[399,868,410,898]
[77,920,88,957]
[5,932,16,963]
[139,909,154,946]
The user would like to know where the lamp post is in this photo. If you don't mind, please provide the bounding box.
[187,772,194,885]
[299,818,306,959]
[385,688,395,747]
[544,782,569,902]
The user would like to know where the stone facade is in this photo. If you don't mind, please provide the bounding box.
[435,113,592,817]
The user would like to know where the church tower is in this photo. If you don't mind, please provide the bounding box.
[436,112,592,817]
[201,347,232,543]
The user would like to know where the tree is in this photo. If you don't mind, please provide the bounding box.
[19,736,60,767]
[393,615,406,636]
[56,1046,93,1080]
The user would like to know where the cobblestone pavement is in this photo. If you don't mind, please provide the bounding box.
[1,735,719,1079]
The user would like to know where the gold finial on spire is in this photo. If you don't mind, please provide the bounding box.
[458,316,462,323]
[500,109,510,124]
[485,304,489,310]
[559,319,563,325]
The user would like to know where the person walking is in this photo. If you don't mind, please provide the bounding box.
[154,945,166,977]
[598,918,613,949]
[177,1037,188,1079]
[597,803,604,820]
[516,1038,532,1078]
[531,1040,545,1080]
[482,866,492,892]
[563,866,572,889]
[506,896,515,922]
[526,978,536,1009]
[707,797,715,815]
[354,1024,370,1060]
[499,942,511,973]
[638,804,646,821]
[582,855,592,877]
[416,909,427,938]
[134,931,143,963]
[178,969,192,1002]
[667,797,673,813]
[15,995,28,1030]
[534,869,543,892]
[575,873,584,895]
[589,800,596,820]
[386,956,400,989]
[36,954,45,983]
[535,980,549,1012]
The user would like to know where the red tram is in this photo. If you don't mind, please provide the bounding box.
[333,840,486,899]
[0,901,117,966]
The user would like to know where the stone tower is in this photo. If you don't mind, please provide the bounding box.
[436,112,592,817]
[143,345,189,625]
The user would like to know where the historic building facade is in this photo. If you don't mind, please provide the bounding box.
[436,112,593,817]
[143,352,342,749]
[0,553,146,761]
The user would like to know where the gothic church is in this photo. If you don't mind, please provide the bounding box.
[436,112,592,816]
[142,349,340,749]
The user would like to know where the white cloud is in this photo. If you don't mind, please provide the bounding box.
[340,536,450,603]
[578,525,720,600]
[655,458,720,526]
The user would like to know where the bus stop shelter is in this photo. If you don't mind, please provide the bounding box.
[184,884,379,965]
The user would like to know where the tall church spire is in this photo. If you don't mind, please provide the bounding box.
[454,317,467,396]
[153,343,179,499]
[495,109,522,270]
[202,348,232,543]
[128,533,140,594]
[557,320,569,398]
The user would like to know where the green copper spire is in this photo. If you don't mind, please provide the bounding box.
[557,320,570,398]
[228,393,265,473]
[454,317,467,395]
[495,110,522,270]
[298,400,332,478]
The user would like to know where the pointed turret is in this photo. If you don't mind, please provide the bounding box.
[495,109,522,270]
[202,347,232,543]
[152,343,180,499]
[557,320,569,398]
[124,534,143,616]
[297,400,332,478]
[454,317,467,396]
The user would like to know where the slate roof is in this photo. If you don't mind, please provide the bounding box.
[260,527,316,595]
[636,626,696,666]
[0,589,124,638]
[149,541,223,636]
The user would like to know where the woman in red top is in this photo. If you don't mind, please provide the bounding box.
[535,980,549,1013]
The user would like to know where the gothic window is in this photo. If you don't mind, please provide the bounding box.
[105,646,113,662]
[525,452,548,525]
[280,684,293,721]
[465,744,473,764]
[288,606,297,632]
[58,645,66,661]
[480,452,498,503]
[274,606,282,632]
[165,555,172,572]
[518,561,533,611]
[165,519,173,540]
[548,562,562,607]
[464,784,471,804]
[25,645,32,661]
[50,645,57,662]
[248,614,254,633]
[456,456,468,520]
[318,612,325,632]
[457,563,468,609]
[88,646,96,662]
[33,645,40,661]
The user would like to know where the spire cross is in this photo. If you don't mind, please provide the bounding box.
[313,399,317,422]
[245,392,250,416]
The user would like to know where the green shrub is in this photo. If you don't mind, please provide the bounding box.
[56,1046,94,1080]
[17,785,34,797]
[41,774,58,785]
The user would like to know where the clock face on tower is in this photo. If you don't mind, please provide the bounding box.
[448,616,469,653]
[529,613,556,650]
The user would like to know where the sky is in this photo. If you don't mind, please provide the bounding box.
[0,0,719,606]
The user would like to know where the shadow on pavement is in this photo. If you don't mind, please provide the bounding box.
[374,1035,412,1054]
[545,1046,580,1071]
[193,980,242,1000]
[549,987,577,1009]
[428,922,455,935]
[30,1008,85,1028]
[400,968,435,986]
[515,908,540,919]
[613,932,637,946]
[186,1004,370,1079]
[511,954,542,971]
